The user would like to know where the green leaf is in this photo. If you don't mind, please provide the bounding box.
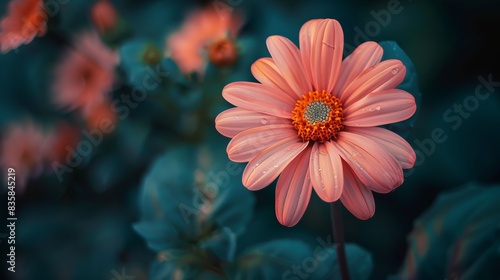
[134,134,255,260]
[317,244,373,280]
[393,184,500,280]
[227,239,313,280]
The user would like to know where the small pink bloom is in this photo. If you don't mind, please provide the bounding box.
[52,31,118,115]
[47,122,81,164]
[0,0,47,53]
[91,0,118,34]
[167,7,243,75]
[0,120,52,192]
[83,100,117,133]
[216,19,417,227]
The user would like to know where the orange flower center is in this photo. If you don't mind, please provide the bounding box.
[207,38,238,67]
[292,90,344,142]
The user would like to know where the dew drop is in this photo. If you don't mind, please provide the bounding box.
[376,106,381,111]
[273,163,279,168]
[391,68,399,75]
[260,118,268,125]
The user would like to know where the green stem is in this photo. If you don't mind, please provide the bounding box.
[330,201,350,280]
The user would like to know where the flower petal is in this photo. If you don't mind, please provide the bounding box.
[340,59,406,107]
[309,141,343,202]
[242,136,308,191]
[251,57,297,100]
[346,127,416,169]
[222,81,295,118]
[276,147,312,227]
[216,108,290,138]
[266,35,310,97]
[340,162,375,220]
[343,89,416,127]
[299,19,343,93]
[334,41,383,98]
[227,124,296,163]
[333,132,404,193]
[298,19,322,90]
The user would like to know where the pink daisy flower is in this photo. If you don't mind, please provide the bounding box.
[167,7,243,75]
[215,19,417,227]
[0,0,47,53]
[0,121,52,192]
[52,31,118,115]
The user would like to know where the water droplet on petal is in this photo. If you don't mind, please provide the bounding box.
[391,68,399,75]
[376,106,381,111]
[260,118,268,125]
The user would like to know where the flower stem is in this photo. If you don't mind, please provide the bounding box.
[330,201,350,280]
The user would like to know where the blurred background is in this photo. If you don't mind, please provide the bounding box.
[0,0,499,279]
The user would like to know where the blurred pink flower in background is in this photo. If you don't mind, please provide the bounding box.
[52,31,118,116]
[216,19,417,227]
[83,101,117,133]
[0,121,52,192]
[47,122,81,164]
[167,6,243,75]
[91,0,119,34]
[0,0,47,53]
